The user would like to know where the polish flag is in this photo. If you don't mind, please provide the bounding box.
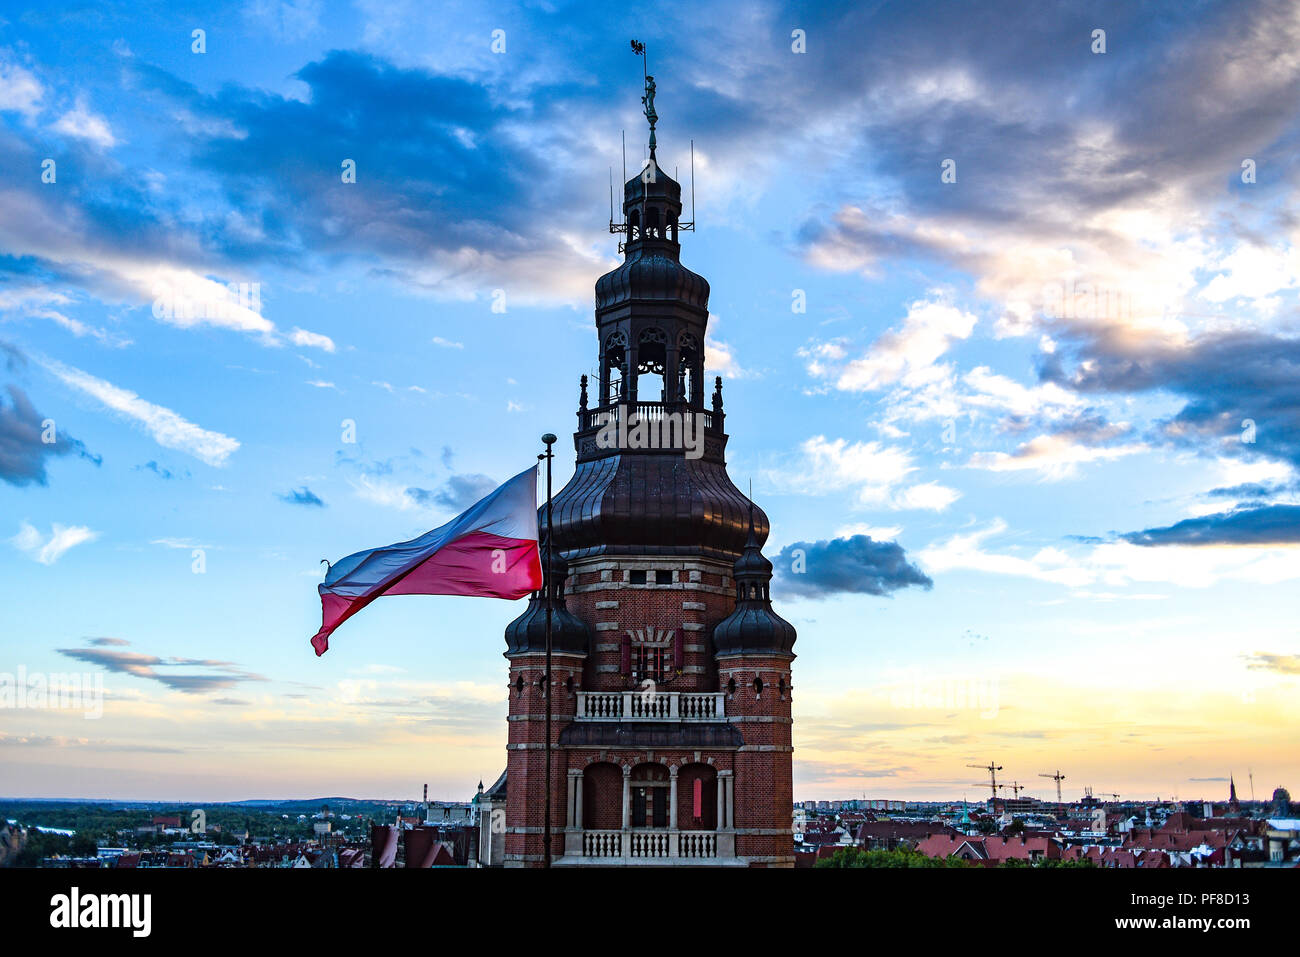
[310,466,542,656]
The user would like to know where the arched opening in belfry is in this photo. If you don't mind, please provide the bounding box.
[604,332,627,405]
[628,208,640,241]
[667,210,678,242]
[677,333,699,404]
[637,328,667,402]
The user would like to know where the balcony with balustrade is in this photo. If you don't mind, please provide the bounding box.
[574,690,725,722]
[556,763,741,866]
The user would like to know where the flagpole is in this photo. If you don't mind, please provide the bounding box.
[540,432,557,868]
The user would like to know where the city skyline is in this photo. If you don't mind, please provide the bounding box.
[3,0,1299,804]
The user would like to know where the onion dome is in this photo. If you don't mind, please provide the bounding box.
[549,455,768,561]
[595,245,710,313]
[503,542,589,657]
[712,507,796,658]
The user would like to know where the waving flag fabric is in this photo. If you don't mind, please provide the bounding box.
[310,466,542,656]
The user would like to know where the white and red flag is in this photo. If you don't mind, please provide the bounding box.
[310,466,542,656]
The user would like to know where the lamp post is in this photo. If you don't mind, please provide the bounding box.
[539,432,557,867]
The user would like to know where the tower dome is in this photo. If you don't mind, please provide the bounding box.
[503,542,589,656]
[712,507,797,658]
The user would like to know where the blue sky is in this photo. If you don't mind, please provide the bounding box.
[2,0,1299,803]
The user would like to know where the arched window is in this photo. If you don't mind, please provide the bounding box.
[753,676,764,698]
[667,210,678,242]
[726,677,736,698]
[628,209,640,240]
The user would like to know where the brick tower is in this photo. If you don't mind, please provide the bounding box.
[491,73,796,867]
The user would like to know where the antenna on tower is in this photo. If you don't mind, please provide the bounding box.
[690,139,696,229]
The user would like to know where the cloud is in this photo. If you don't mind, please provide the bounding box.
[279,485,326,507]
[10,520,98,564]
[135,460,185,481]
[56,638,268,694]
[406,473,497,511]
[1041,326,1300,479]
[921,519,1300,589]
[773,535,933,598]
[53,99,117,148]
[968,420,1146,480]
[770,435,959,511]
[821,299,977,392]
[38,356,239,466]
[1242,652,1300,675]
[289,327,335,352]
[1122,504,1300,546]
[0,383,99,486]
[431,336,463,349]
[123,49,610,303]
[919,520,1094,588]
[0,57,43,118]
[243,0,324,42]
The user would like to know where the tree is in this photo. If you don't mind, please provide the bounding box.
[815,847,970,868]
[70,832,98,857]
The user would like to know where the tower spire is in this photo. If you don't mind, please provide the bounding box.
[631,40,657,160]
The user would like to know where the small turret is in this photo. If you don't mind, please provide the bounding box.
[712,504,797,658]
[503,540,590,656]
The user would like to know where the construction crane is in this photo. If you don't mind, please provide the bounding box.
[1100,792,1120,802]
[1039,770,1066,802]
[968,762,1003,802]
[1005,781,1026,800]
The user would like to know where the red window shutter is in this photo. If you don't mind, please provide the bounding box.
[620,635,631,676]
[693,777,703,819]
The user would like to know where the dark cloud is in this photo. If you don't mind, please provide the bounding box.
[115,50,598,295]
[1041,328,1300,468]
[1207,481,1294,500]
[773,534,932,598]
[0,340,25,372]
[136,460,186,480]
[1121,504,1300,547]
[407,473,498,511]
[279,486,326,507]
[0,383,100,487]
[56,640,268,695]
[794,0,1300,256]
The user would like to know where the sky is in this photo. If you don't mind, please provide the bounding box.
[1,0,1298,805]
